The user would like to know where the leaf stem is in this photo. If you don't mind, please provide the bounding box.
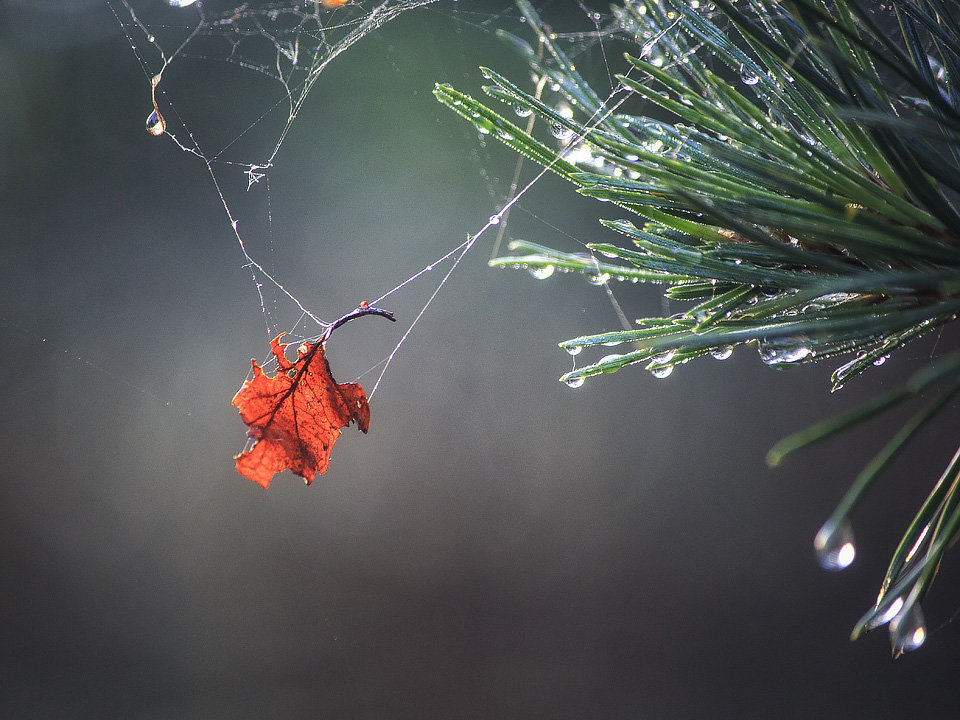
[321,304,397,344]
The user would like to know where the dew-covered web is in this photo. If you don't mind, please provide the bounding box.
[107,0,438,337]
[107,0,648,398]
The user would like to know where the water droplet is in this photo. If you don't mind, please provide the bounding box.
[488,215,500,225]
[550,122,573,141]
[586,272,611,286]
[650,364,673,379]
[873,355,888,367]
[758,338,812,365]
[565,345,583,356]
[868,596,905,631]
[564,376,585,389]
[740,66,760,85]
[528,265,555,280]
[602,340,623,347]
[650,350,675,365]
[814,520,856,571]
[514,104,533,118]
[890,603,926,655]
[146,108,165,136]
[168,0,197,5]
[710,345,734,360]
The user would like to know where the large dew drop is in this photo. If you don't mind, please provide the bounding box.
[739,65,760,85]
[650,364,673,379]
[146,108,165,136]
[564,376,585,389]
[758,338,812,365]
[550,122,574,141]
[814,520,856,571]
[650,350,675,365]
[865,596,906,632]
[528,265,555,280]
[890,603,926,655]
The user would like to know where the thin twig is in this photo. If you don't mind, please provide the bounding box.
[321,303,397,344]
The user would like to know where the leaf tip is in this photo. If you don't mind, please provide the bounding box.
[765,447,785,467]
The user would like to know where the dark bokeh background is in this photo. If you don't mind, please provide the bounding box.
[3,1,960,718]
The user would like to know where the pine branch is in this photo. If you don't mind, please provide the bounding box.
[436,0,960,655]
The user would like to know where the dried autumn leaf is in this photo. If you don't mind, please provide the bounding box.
[233,333,370,488]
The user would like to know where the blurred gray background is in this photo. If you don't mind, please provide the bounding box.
[2,1,960,717]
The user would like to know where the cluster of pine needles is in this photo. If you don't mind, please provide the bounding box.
[436,0,960,654]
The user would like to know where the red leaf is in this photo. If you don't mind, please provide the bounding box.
[232,333,370,488]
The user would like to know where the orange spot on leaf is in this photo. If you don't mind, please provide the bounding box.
[233,334,370,488]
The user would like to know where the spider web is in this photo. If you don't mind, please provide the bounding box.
[110,0,438,167]
[108,0,439,337]
[108,0,634,398]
